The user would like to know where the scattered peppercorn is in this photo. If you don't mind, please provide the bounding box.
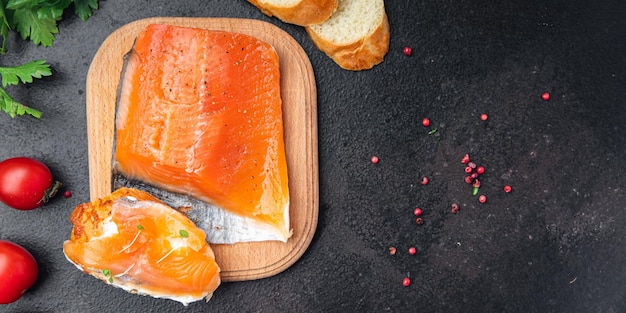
[478,195,487,203]
[413,208,423,216]
[389,247,397,255]
[415,217,424,225]
[422,118,430,127]
[421,176,429,185]
[504,185,512,193]
[403,277,411,287]
[371,156,379,164]
[468,162,477,169]
[64,190,72,198]
[541,92,550,101]
[464,176,473,184]
[461,154,470,164]
[465,166,473,173]
[451,203,459,214]
[476,166,485,174]
[472,179,481,188]
[408,247,416,255]
[480,113,488,121]
[403,47,412,56]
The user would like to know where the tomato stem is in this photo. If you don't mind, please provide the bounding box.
[39,180,62,205]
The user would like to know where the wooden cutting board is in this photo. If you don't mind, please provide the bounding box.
[86,17,318,282]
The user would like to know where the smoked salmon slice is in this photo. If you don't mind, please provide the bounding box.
[113,24,290,243]
[63,187,221,305]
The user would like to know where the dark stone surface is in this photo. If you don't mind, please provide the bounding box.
[0,0,624,312]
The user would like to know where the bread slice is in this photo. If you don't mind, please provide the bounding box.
[305,0,389,71]
[247,0,338,26]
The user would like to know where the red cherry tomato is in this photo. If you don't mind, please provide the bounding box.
[0,240,39,304]
[0,157,61,210]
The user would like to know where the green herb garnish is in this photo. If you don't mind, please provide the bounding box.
[179,229,189,238]
[137,225,145,231]
[0,1,99,118]
[472,187,479,196]
[0,60,51,118]
[428,128,438,135]
[0,0,99,52]
[102,268,113,283]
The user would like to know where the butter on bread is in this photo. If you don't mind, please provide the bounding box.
[305,0,389,71]
[247,0,338,26]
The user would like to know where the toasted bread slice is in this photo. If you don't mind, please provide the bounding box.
[305,0,389,71]
[247,0,338,26]
[63,187,221,306]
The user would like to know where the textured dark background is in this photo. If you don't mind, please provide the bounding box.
[1,0,625,312]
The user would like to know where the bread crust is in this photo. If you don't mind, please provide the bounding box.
[248,0,338,26]
[306,12,390,71]
[68,187,160,243]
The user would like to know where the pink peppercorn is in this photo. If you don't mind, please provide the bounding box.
[403,47,412,56]
[464,176,474,184]
[465,166,473,173]
[461,154,470,164]
[450,203,459,213]
[421,176,429,185]
[408,247,416,255]
[413,208,423,216]
[541,92,550,101]
[480,113,488,121]
[504,185,512,193]
[403,277,411,287]
[64,190,72,198]
[478,195,487,203]
[422,118,430,127]
[389,247,397,255]
[415,217,424,225]
[476,166,485,175]
[468,162,477,169]
[371,156,379,164]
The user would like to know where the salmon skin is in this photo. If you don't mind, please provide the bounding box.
[113,24,290,243]
[63,187,221,306]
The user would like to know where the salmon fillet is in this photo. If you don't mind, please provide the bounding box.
[63,187,221,306]
[113,24,290,243]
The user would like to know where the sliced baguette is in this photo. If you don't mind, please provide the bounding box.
[247,0,338,26]
[305,0,390,71]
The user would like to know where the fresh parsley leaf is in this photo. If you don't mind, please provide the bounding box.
[73,0,97,21]
[36,5,68,21]
[0,0,9,53]
[179,229,189,238]
[0,59,51,118]
[1,0,99,52]
[0,87,42,118]
[12,7,58,46]
[5,0,39,10]
[0,59,51,86]
[0,1,99,119]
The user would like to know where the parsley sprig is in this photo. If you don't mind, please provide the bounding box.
[0,0,99,52]
[0,0,99,119]
[0,59,51,118]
